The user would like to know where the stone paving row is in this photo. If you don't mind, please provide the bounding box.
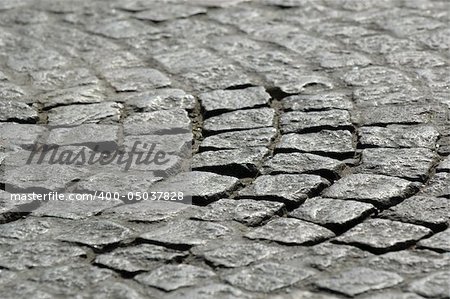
[0,0,449,298]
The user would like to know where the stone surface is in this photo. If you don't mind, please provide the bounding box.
[335,219,432,252]
[290,197,375,230]
[419,172,450,198]
[353,105,441,126]
[245,217,335,245]
[200,128,276,150]
[280,110,352,133]
[133,4,207,22]
[315,267,404,296]
[47,102,122,125]
[239,174,330,205]
[282,92,353,111]
[437,156,450,172]
[322,173,418,207]
[102,67,171,92]
[203,108,275,133]
[124,109,191,135]
[417,228,450,252]
[409,271,450,298]
[0,101,37,122]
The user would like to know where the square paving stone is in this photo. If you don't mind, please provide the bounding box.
[334,218,432,253]
[357,148,437,181]
[200,128,276,150]
[124,109,191,135]
[30,67,98,91]
[38,85,106,109]
[280,110,352,133]
[46,124,119,148]
[191,240,284,268]
[238,174,330,205]
[245,217,335,245]
[289,197,375,231]
[47,102,122,125]
[0,101,38,123]
[358,125,440,149]
[261,153,347,178]
[322,173,418,207]
[191,198,284,226]
[134,264,216,291]
[139,219,235,247]
[276,130,355,157]
[352,84,427,107]
[417,228,450,252]
[222,261,315,292]
[102,67,171,92]
[419,172,450,198]
[408,271,450,299]
[315,267,404,297]
[95,244,188,273]
[192,147,268,177]
[353,105,441,126]
[199,86,270,115]
[154,48,224,74]
[282,91,353,111]
[203,108,275,134]
[380,196,449,229]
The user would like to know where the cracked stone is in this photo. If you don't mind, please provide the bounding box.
[343,66,411,86]
[124,109,191,135]
[192,147,268,176]
[95,244,187,273]
[419,172,450,198]
[315,267,403,297]
[203,108,275,133]
[357,148,436,181]
[102,67,171,92]
[222,261,314,292]
[322,173,418,207]
[245,217,335,245]
[0,190,36,221]
[335,219,432,252]
[280,110,352,133]
[149,171,239,204]
[117,89,196,112]
[0,101,37,123]
[139,219,234,247]
[47,102,122,125]
[262,152,347,177]
[353,105,440,126]
[409,271,450,298]
[134,4,206,21]
[200,127,276,150]
[192,240,283,268]
[0,241,86,270]
[276,130,355,157]
[135,264,216,291]
[191,198,284,226]
[358,125,440,149]
[239,174,330,205]
[418,228,450,252]
[154,48,223,74]
[282,92,353,111]
[380,196,449,229]
[199,86,270,114]
[290,197,375,230]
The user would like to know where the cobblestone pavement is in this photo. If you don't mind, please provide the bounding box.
[0,0,449,298]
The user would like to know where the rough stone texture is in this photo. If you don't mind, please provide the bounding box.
[353,105,441,126]
[315,267,404,296]
[47,102,122,125]
[0,101,38,122]
[436,156,450,172]
[0,123,46,150]
[239,174,330,205]
[245,217,335,245]
[417,228,450,252]
[203,108,275,133]
[280,110,352,133]
[409,271,450,299]
[290,198,375,230]
[124,109,191,135]
[322,173,418,207]
[335,219,432,253]
[200,128,276,150]
[282,92,353,111]
[419,172,450,198]
[102,67,171,92]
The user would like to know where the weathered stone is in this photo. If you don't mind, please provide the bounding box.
[378,15,445,37]
[262,152,346,177]
[192,147,268,176]
[335,219,432,252]
[38,85,106,109]
[117,89,196,112]
[239,174,330,205]
[139,219,234,247]
[124,109,191,136]
[322,173,418,207]
[0,101,37,123]
[353,34,420,54]
[276,130,355,157]
[418,228,450,252]
[290,198,375,230]
[409,271,450,298]
[95,244,187,273]
[199,86,270,114]
[0,82,27,102]
[30,67,98,91]
[245,217,335,245]
[318,50,372,68]
[222,261,314,292]
[154,48,223,74]
[200,128,276,150]
[191,198,284,226]
[358,125,439,149]
[134,4,206,21]
[281,110,352,134]
[343,66,411,86]
[164,283,252,299]
[0,241,86,270]
[272,290,342,299]
[0,123,46,150]
[282,92,353,111]
[102,67,171,92]
[46,124,119,147]
[203,108,275,133]
[264,68,335,94]
[385,50,446,68]
[0,190,36,221]
[123,133,192,156]
[87,19,153,39]
[437,156,450,172]
[419,172,450,198]
[353,105,441,126]
[380,196,449,228]
[47,102,122,125]
[357,148,436,181]
[315,267,403,297]
[7,47,69,72]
